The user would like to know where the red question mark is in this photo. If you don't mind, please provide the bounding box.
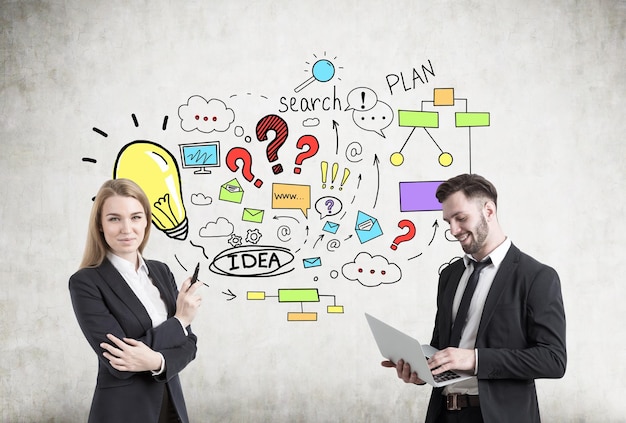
[294,135,319,174]
[225,147,263,188]
[390,219,416,250]
[257,114,288,174]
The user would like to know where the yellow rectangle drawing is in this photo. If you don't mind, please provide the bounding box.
[247,291,266,300]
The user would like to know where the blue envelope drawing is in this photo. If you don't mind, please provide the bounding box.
[355,211,383,243]
[322,221,340,234]
[302,257,322,268]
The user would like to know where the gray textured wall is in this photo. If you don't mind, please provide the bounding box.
[1,0,624,421]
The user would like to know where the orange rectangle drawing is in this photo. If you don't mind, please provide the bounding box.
[433,88,455,106]
[287,312,318,321]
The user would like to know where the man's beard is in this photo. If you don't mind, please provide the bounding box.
[461,214,489,255]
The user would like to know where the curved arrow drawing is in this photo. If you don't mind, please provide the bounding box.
[372,154,380,208]
[428,220,439,246]
[273,215,300,224]
[333,120,340,155]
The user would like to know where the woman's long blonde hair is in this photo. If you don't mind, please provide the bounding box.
[79,179,152,269]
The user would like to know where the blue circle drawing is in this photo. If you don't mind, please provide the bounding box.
[312,59,335,82]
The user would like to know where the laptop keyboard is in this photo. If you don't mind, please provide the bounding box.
[425,356,462,383]
[434,370,461,382]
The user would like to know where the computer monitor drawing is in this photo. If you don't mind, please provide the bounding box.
[179,141,220,174]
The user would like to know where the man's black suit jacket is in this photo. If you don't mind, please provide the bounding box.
[425,244,566,423]
[70,258,197,423]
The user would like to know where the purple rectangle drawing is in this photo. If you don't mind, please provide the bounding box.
[399,181,444,212]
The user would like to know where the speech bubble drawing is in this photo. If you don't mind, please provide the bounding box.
[341,252,402,288]
[346,87,378,112]
[352,100,394,137]
[314,196,343,218]
[178,96,235,133]
[272,183,311,217]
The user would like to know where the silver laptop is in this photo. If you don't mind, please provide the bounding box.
[365,313,472,387]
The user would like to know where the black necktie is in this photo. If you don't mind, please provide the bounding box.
[449,258,492,347]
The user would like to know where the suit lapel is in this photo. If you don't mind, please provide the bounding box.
[476,244,521,341]
[146,261,177,317]
[97,258,153,332]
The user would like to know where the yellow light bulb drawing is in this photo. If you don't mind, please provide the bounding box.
[114,140,188,240]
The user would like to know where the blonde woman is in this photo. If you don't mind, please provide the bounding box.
[69,178,201,423]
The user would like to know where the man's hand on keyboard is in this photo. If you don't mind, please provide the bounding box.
[427,347,476,375]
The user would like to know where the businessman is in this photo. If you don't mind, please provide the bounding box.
[382,174,566,423]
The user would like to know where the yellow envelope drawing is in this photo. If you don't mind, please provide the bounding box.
[242,208,264,223]
[219,178,244,203]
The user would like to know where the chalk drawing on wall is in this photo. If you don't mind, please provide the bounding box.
[398,181,444,212]
[294,51,342,93]
[272,183,311,218]
[191,192,213,206]
[86,113,169,183]
[341,252,402,288]
[225,147,264,188]
[392,87,491,171]
[345,141,364,163]
[315,195,342,218]
[178,141,221,175]
[294,135,319,174]
[178,95,235,133]
[209,245,295,277]
[389,219,416,251]
[256,114,289,175]
[346,87,394,138]
[355,211,383,244]
[245,228,263,244]
[199,217,234,238]
[320,161,350,190]
[247,288,344,322]
[227,234,243,248]
[114,140,188,241]
[82,54,494,325]
[242,208,264,224]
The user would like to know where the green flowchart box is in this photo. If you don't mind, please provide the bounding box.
[456,112,490,127]
[278,289,320,303]
[398,110,439,128]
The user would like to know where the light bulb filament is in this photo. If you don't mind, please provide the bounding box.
[153,194,180,226]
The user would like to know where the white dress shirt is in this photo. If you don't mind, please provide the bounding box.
[107,252,168,374]
[107,252,168,327]
[444,237,512,395]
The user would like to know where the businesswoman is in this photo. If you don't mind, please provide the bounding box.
[69,178,202,423]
